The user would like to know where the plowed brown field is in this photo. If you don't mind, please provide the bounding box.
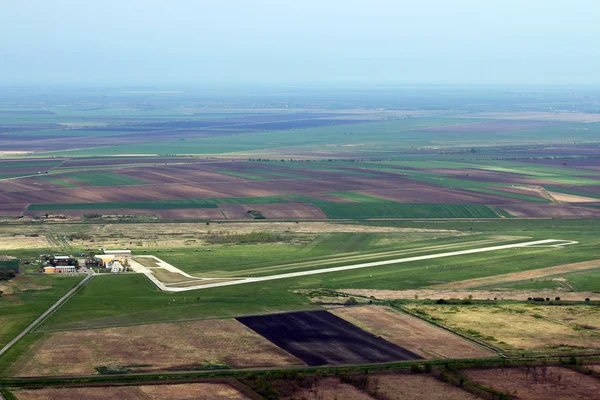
[332,306,493,359]
[13,383,250,400]
[11,319,303,376]
[464,367,600,400]
[370,374,480,400]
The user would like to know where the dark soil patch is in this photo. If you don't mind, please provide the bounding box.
[237,310,422,366]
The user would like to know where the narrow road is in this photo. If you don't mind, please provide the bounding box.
[0,270,94,358]
[146,239,577,292]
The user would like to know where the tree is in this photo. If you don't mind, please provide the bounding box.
[345,297,359,306]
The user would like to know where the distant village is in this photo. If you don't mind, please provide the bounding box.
[41,249,132,274]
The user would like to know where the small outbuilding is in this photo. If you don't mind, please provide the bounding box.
[102,249,132,259]
[106,260,124,273]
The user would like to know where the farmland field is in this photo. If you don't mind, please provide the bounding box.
[1,157,598,220]
[331,306,493,359]
[236,310,422,365]
[2,86,600,399]
[368,374,480,400]
[3,219,594,336]
[11,318,303,376]
[405,304,600,354]
[463,367,600,400]
[0,274,83,348]
[12,383,252,400]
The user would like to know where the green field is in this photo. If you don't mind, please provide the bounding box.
[35,273,316,332]
[0,161,62,170]
[0,274,83,347]
[26,219,599,333]
[25,190,512,220]
[26,195,292,211]
[46,172,148,187]
[3,92,600,384]
[315,203,507,219]
[35,118,600,158]
[149,232,470,275]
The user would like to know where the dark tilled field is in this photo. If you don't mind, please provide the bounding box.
[237,310,422,366]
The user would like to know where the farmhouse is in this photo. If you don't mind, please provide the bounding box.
[40,254,78,273]
[53,256,70,266]
[55,265,76,273]
[44,265,76,273]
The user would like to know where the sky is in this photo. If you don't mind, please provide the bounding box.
[1,0,599,85]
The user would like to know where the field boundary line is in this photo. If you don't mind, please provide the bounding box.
[35,304,323,333]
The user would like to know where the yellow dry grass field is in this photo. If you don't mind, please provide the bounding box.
[464,367,600,400]
[11,319,303,377]
[432,259,600,289]
[0,222,460,249]
[339,289,599,301]
[371,374,480,400]
[522,305,600,330]
[548,191,600,203]
[406,304,600,353]
[332,306,493,359]
[293,377,375,400]
[13,383,250,400]
[0,235,49,250]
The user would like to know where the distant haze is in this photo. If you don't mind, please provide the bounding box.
[2,0,599,85]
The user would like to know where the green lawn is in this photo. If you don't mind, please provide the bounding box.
[567,272,600,292]
[0,274,83,347]
[36,273,317,332]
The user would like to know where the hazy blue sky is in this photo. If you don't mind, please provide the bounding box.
[1,0,599,85]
